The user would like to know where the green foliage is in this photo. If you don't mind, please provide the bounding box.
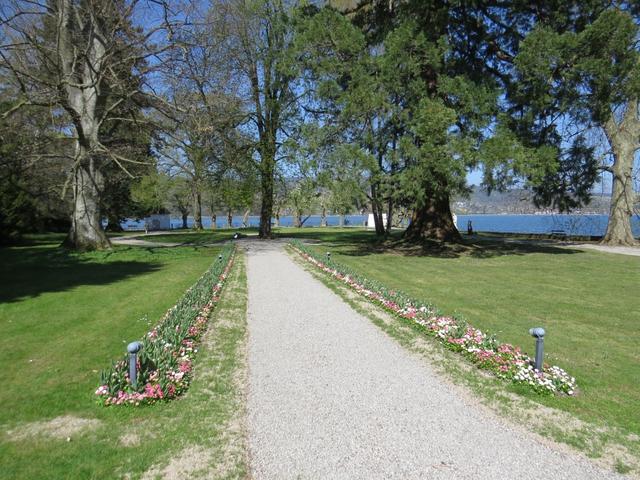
[296,3,520,237]
[0,141,39,242]
[0,104,70,242]
[511,6,640,211]
[131,171,171,215]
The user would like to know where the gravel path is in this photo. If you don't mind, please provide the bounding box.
[110,237,181,247]
[245,241,625,480]
[570,243,640,256]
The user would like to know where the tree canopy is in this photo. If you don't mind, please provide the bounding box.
[1,0,638,247]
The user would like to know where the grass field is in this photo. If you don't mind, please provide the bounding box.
[2,227,638,475]
[0,235,247,479]
[274,229,640,439]
[124,228,259,246]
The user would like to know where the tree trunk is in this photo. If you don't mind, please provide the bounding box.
[274,208,280,228]
[59,0,110,251]
[293,211,302,228]
[227,210,233,228]
[602,101,639,246]
[339,214,345,227]
[386,198,393,233]
[210,214,217,230]
[105,213,123,232]
[63,157,111,251]
[404,191,461,242]
[181,213,188,229]
[370,182,386,236]
[320,204,327,227]
[193,190,203,230]
[602,145,637,245]
[242,209,250,228]
[259,151,275,238]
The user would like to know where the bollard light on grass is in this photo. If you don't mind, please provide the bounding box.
[326,252,331,262]
[127,341,143,389]
[529,327,545,371]
[218,253,223,262]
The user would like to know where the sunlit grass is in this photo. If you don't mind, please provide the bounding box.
[0,236,247,479]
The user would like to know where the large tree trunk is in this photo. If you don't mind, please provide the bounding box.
[59,4,110,251]
[193,190,203,230]
[227,210,233,228]
[181,213,188,229]
[338,214,345,227]
[258,151,275,238]
[320,204,327,227]
[404,191,461,242]
[210,214,217,230]
[386,198,393,233]
[274,208,280,227]
[602,145,637,245]
[64,157,111,250]
[242,209,250,228]
[602,101,639,246]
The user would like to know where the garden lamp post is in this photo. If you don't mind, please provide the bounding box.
[127,341,143,388]
[326,252,331,262]
[529,327,545,371]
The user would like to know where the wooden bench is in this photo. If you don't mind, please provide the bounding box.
[550,229,567,239]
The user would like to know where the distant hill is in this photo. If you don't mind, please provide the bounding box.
[452,187,612,214]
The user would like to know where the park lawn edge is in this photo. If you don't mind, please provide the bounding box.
[285,244,640,477]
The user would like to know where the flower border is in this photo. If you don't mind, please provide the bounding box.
[289,241,576,396]
[96,245,236,406]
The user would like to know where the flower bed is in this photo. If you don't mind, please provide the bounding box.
[96,245,236,406]
[289,240,576,396]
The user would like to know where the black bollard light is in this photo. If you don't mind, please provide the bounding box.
[529,327,545,371]
[127,341,143,388]
[326,252,331,262]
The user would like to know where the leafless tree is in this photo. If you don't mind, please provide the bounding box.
[154,1,248,230]
[0,0,180,249]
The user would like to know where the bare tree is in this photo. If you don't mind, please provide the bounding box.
[156,0,247,230]
[0,0,178,250]
[208,0,301,238]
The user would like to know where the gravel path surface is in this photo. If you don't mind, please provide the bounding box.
[570,243,640,256]
[110,237,181,247]
[245,240,625,480]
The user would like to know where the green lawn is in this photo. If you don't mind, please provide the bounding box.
[0,236,247,479]
[128,228,259,245]
[294,228,640,439]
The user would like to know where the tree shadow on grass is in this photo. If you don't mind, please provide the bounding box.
[323,235,585,259]
[274,228,386,246]
[0,245,163,304]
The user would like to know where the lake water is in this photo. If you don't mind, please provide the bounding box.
[118,213,640,238]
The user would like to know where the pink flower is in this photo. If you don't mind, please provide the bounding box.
[95,385,109,396]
